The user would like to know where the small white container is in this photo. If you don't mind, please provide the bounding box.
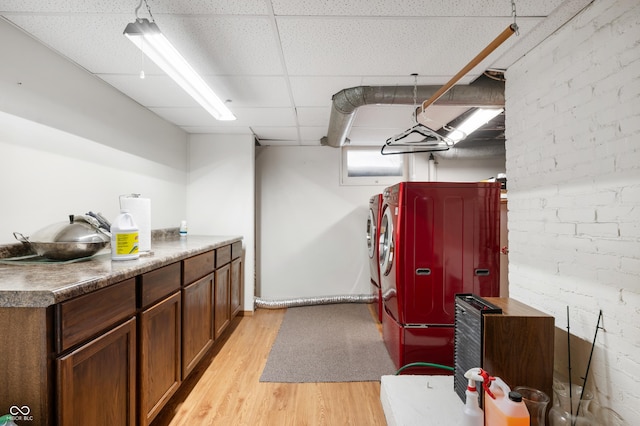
[179,220,188,237]
[111,209,139,261]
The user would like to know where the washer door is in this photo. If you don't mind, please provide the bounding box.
[366,209,376,258]
[379,207,394,275]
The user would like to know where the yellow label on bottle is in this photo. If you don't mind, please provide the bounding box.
[115,232,139,255]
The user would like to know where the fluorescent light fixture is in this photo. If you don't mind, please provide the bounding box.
[447,108,503,143]
[124,18,236,121]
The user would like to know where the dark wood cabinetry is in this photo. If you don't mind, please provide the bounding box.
[454,296,554,406]
[55,278,137,425]
[0,238,242,426]
[230,257,242,318]
[182,271,214,379]
[214,263,231,339]
[482,297,554,401]
[139,265,182,426]
[57,317,136,426]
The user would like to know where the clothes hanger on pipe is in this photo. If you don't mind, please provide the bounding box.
[381,74,454,155]
[380,124,453,155]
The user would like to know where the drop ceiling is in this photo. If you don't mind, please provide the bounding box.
[0,0,592,147]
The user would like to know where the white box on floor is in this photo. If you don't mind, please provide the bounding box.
[380,375,465,426]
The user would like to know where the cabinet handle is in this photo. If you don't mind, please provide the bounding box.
[416,268,431,275]
[474,269,490,276]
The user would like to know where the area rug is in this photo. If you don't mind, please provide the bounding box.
[260,303,396,383]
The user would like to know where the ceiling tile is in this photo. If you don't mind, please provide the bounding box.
[289,76,363,106]
[155,15,283,75]
[277,16,530,76]
[181,126,253,134]
[6,14,152,74]
[0,0,269,14]
[297,107,331,126]
[300,126,328,141]
[99,74,199,108]
[252,126,299,141]
[206,76,292,107]
[271,0,566,17]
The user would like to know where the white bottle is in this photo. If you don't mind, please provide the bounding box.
[179,220,188,237]
[111,209,140,261]
[463,368,485,426]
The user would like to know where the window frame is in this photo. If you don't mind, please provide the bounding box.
[339,146,409,186]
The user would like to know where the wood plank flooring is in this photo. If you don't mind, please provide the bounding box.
[151,307,388,425]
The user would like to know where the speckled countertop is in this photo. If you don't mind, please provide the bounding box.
[0,234,242,308]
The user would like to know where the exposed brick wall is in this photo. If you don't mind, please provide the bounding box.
[505,0,639,420]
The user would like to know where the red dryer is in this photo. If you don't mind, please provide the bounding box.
[367,194,383,322]
[378,181,501,374]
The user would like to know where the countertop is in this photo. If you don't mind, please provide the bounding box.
[380,375,464,425]
[0,235,242,308]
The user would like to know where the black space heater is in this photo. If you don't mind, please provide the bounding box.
[453,293,502,403]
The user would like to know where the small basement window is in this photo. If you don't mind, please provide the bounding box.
[340,146,407,186]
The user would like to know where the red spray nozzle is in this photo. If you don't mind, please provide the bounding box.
[478,368,497,399]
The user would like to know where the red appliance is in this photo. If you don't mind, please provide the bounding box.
[367,194,383,322]
[378,181,501,374]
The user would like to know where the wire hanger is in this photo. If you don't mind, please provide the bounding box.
[381,74,453,155]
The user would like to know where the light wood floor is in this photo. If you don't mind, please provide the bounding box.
[151,307,388,426]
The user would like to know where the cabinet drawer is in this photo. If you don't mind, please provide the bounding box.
[57,278,136,353]
[140,262,181,308]
[216,245,231,267]
[183,250,215,284]
[231,241,242,260]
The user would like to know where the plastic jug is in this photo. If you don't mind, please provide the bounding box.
[484,376,530,426]
[111,209,139,261]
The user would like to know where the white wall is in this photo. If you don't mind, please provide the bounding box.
[0,18,186,168]
[0,112,187,243]
[187,134,256,312]
[505,0,639,420]
[0,18,188,243]
[256,145,504,301]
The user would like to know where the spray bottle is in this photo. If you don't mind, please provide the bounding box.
[463,368,485,426]
[480,369,529,426]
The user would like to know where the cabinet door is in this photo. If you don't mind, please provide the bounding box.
[139,292,181,426]
[57,317,136,426]
[214,263,231,339]
[181,273,214,379]
[230,257,242,318]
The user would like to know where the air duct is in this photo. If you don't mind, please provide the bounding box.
[321,76,504,148]
[254,294,375,309]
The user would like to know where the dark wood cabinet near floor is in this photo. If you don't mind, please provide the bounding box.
[57,318,136,426]
[214,263,231,339]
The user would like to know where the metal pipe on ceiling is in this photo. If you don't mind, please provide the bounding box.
[321,77,505,148]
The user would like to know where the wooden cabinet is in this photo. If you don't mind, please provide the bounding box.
[482,297,554,402]
[138,264,182,426]
[214,262,231,339]
[454,295,554,407]
[182,273,214,379]
[230,257,242,318]
[230,240,243,318]
[57,317,136,426]
[0,239,242,426]
[182,250,215,379]
[55,278,137,425]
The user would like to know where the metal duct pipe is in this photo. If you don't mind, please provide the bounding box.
[321,77,504,148]
[254,294,375,309]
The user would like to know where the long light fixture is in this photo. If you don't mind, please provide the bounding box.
[124,18,236,121]
[447,108,503,144]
